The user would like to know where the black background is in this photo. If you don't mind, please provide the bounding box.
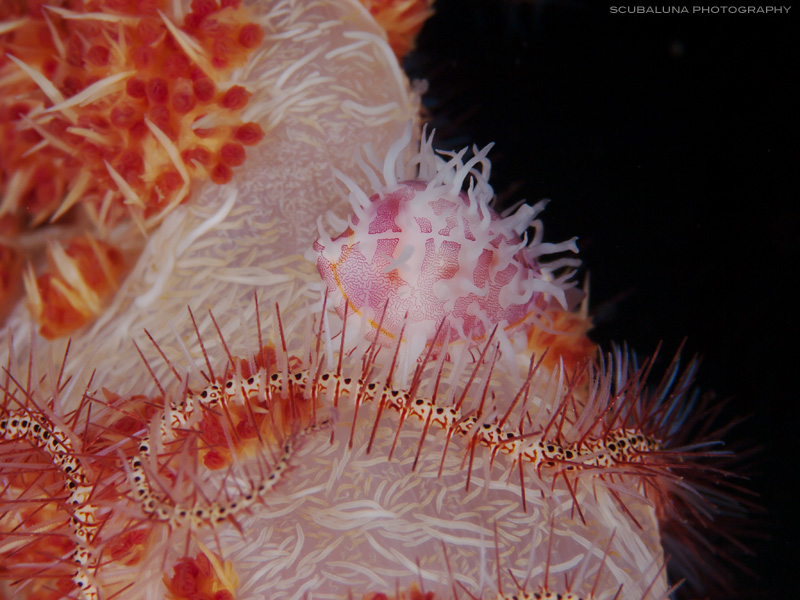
[406,1,796,598]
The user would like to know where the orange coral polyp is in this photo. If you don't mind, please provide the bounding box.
[35,273,93,339]
[0,243,22,318]
[29,236,125,339]
[107,528,151,565]
[360,0,435,58]
[186,345,319,473]
[527,309,598,374]
[0,0,271,336]
[164,551,237,600]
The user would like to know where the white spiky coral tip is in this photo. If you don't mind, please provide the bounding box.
[313,128,581,355]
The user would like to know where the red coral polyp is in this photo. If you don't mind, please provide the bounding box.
[165,551,236,600]
[25,236,125,339]
[0,0,270,334]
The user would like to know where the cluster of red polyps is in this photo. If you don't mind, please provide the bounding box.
[0,0,266,336]
[164,551,236,600]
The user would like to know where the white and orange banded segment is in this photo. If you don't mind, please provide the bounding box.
[0,384,322,600]
[192,366,662,472]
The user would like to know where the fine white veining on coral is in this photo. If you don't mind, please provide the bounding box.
[0,296,669,600]
[0,0,420,396]
[0,2,674,599]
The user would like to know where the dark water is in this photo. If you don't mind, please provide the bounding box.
[406,1,797,598]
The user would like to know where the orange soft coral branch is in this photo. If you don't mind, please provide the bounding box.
[0,0,266,228]
[360,0,435,58]
[0,0,268,336]
[24,235,125,338]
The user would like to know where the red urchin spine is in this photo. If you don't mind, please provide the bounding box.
[187,304,750,595]
[0,304,330,599]
[1,295,753,599]
[1,380,104,599]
